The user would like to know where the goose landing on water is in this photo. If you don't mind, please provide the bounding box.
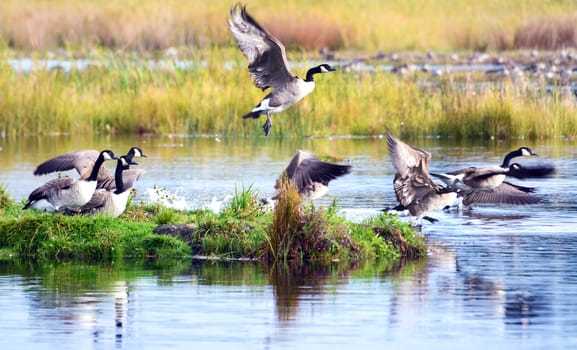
[429,147,554,207]
[275,150,351,200]
[386,133,458,225]
[23,150,117,212]
[227,3,336,136]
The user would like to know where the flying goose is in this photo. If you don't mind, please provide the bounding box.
[428,146,554,207]
[386,133,458,224]
[33,146,147,191]
[23,150,117,212]
[276,150,351,200]
[227,3,336,136]
[74,156,137,217]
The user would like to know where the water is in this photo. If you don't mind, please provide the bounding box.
[1,135,577,349]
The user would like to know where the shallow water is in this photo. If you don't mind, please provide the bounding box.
[1,135,577,348]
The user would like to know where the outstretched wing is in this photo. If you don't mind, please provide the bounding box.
[462,181,542,206]
[227,3,294,90]
[34,150,112,180]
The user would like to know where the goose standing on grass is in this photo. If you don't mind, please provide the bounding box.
[74,156,138,217]
[23,150,116,212]
[96,147,147,191]
[386,133,457,224]
[276,150,351,200]
[33,146,147,191]
[227,3,336,136]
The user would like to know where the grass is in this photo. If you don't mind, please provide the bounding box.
[0,0,575,53]
[0,183,425,263]
[0,52,576,139]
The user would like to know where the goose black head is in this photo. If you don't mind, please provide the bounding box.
[100,150,117,161]
[319,63,336,73]
[119,155,139,170]
[305,64,336,81]
[127,146,148,159]
[517,147,537,157]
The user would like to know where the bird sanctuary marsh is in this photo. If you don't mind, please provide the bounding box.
[0,0,576,139]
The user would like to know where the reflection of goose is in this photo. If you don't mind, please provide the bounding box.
[277,150,351,200]
[227,3,336,136]
[75,156,137,217]
[387,133,457,223]
[24,150,116,212]
[33,147,147,191]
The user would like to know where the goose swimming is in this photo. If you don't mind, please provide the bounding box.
[277,150,351,200]
[227,3,336,136]
[23,150,117,212]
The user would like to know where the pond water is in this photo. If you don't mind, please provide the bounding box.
[1,135,577,349]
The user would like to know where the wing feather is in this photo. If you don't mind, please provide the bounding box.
[227,3,294,90]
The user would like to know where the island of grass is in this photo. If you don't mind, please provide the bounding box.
[0,182,425,264]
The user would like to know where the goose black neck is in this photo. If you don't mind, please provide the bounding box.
[501,150,521,168]
[88,153,107,182]
[305,66,322,82]
[114,159,126,194]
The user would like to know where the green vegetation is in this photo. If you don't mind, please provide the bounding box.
[0,185,425,264]
[0,55,575,139]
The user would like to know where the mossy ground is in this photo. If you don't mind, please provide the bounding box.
[0,185,425,264]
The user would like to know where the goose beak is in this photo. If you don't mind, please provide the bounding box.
[130,160,140,166]
[329,66,337,72]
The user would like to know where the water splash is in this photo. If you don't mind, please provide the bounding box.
[144,186,234,213]
[145,186,190,210]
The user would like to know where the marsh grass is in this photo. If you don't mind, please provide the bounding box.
[1,54,576,139]
[264,177,360,263]
[0,185,423,262]
[514,15,577,50]
[0,0,575,52]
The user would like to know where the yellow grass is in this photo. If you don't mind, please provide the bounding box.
[0,0,575,52]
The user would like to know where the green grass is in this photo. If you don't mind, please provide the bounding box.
[0,184,425,263]
[0,53,576,139]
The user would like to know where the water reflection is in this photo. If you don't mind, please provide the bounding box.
[2,135,577,347]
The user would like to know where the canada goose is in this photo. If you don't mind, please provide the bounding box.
[96,147,147,191]
[276,150,351,200]
[428,146,544,191]
[227,3,336,136]
[75,156,137,217]
[23,150,116,212]
[386,133,457,223]
[429,147,552,207]
[33,146,147,191]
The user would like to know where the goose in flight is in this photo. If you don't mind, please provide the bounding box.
[227,3,336,136]
[277,150,351,200]
[386,132,457,224]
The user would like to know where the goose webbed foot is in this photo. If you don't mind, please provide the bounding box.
[262,116,272,136]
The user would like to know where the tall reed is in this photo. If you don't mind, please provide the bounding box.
[0,0,575,52]
[0,51,576,139]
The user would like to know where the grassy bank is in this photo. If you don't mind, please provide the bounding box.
[0,184,425,263]
[1,51,575,139]
[0,0,575,53]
